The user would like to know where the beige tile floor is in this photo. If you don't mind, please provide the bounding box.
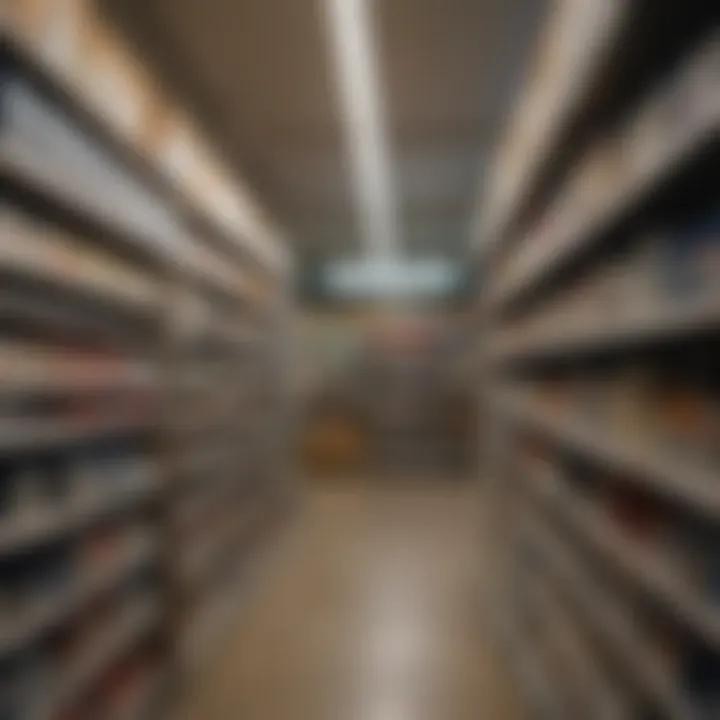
[177,484,522,720]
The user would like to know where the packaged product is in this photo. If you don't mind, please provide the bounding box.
[652,210,720,304]
[655,382,708,460]
[605,367,656,447]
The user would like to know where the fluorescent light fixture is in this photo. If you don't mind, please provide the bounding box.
[325,258,458,298]
[322,0,401,262]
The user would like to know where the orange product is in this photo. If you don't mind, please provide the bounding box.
[657,384,711,460]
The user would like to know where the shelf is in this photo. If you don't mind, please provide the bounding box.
[107,670,165,720]
[180,500,273,667]
[0,293,159,352]
[0,141,178,271]
[531,519,693,720]
[500,395,720,517]
[177,396,250,439]
[0,372,154,398]
[0,415,155,457]
[0,346,156,397]
[186,238,271,310]
[1,60,253,291]
[183,203,271,281]
[0,536,155,657]
[0,210,162,319]
[489,36,720,314]
[175,475,248,526]
[491,295,720,363]
[489,594,565,720]
[178,504,256,588]
[0,22,290,720]
[179,528,234,588]
[0,36,178,219]
[174,444,243,487]
[528,576,632,719]
[0,473,161,557]
[33,598,159,720]
[527,462,720,650]
[480,12,720,720]
[1,34,285,278]
[180,567,245,669]
[477,0,629,260]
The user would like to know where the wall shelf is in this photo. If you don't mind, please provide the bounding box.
[0,27,291,720]
[479,10,720,719]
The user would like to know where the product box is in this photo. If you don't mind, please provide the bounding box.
[657,211,720,303]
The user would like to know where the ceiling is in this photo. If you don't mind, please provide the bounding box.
[101,0,546,286]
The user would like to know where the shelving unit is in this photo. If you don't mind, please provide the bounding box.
[167,265,289,668]
[477,2,720,717]
[1,14,291,720]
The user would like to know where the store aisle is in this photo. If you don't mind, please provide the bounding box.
[178,485,521,720]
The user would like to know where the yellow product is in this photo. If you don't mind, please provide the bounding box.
[302,415,367,477]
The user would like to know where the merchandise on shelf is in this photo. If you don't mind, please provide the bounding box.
[658,210,720,303]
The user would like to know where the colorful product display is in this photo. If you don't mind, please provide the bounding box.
[519,442,720,718]
[1,7,289,719]
[502,207,720,354]
[518,351,720,469]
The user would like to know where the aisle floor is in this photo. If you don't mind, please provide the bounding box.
[179,485,521,720]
